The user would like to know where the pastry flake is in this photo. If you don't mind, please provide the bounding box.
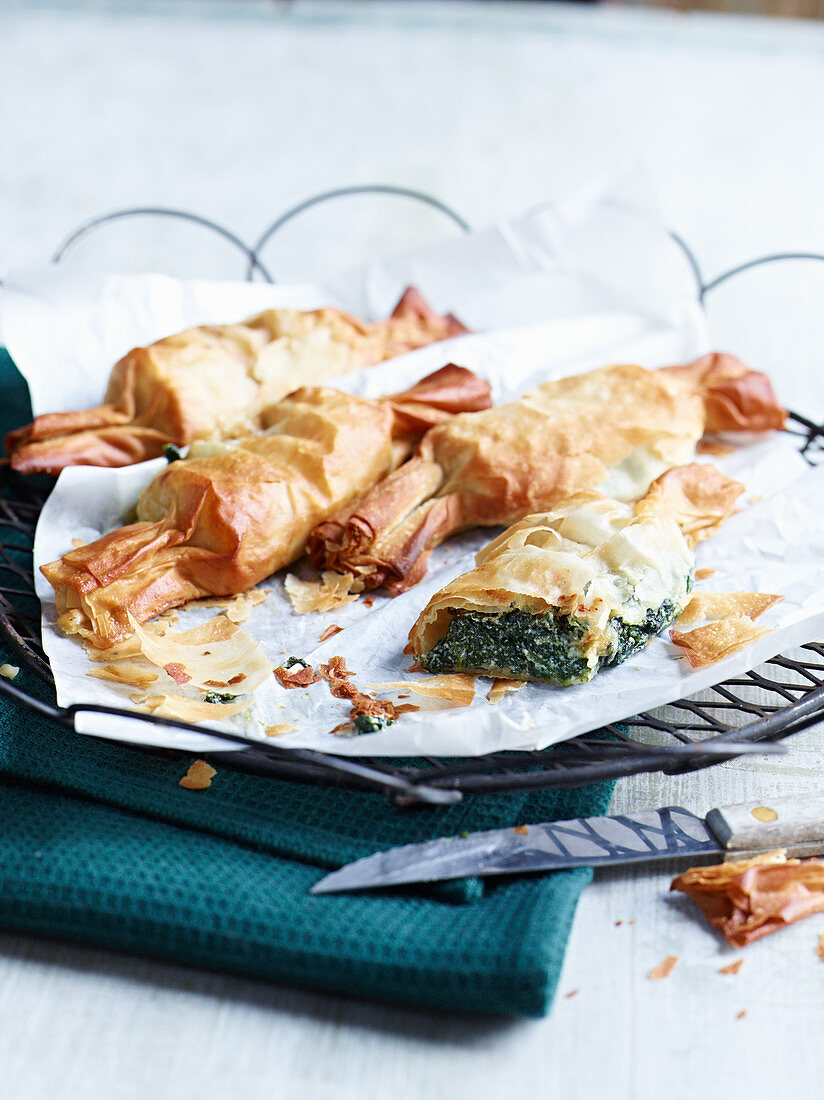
[669,618,771,669]
[130,615,272,694]
[486,679,526,705]
[366,674,475,706]
[284,572,361,615]
[264,722,298,738]
[648,955,679,981]
[88,662,159,688]
[718,959,744,975]
[189,588,268,623]
[135,694,251,721]
[273,660,321,689]
[179,760,217,790]
[676,591,782,628]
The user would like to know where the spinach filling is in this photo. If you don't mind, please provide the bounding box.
[202,691,239,705]
[422,598,683,685]
[163,443,184,463]
[422,607,591,685]
[605,599,680,665]
[353,713,395,734]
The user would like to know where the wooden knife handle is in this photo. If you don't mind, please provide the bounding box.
[706,790,824,851]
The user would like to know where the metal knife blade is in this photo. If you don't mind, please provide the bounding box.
[310,785,824,895]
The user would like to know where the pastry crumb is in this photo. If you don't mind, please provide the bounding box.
[163,662,191,685]
[565,989,579,999]
[736,1010,747,1020]
[265,722,298,737]
[0,664,20,680]
[648,955,678,981]
[718,959,744,976]
[179,759,216,790]
[817,933,824,963]
[319,624,343,642]
[274,659,321,688]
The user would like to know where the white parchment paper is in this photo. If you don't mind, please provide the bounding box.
[9,171,821,757]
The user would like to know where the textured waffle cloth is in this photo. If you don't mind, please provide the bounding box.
[0,350,614,1016]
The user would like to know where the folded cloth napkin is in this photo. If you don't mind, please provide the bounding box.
[0,349,614,1016]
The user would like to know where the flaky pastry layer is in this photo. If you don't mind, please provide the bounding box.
[41,364,491,645]
[309,354,783,594]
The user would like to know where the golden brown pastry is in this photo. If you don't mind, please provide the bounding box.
[406,464,745,684]
[308,354,785,594]
[7,287,467,475]
[41,364,491,646]
[671,851,824,947]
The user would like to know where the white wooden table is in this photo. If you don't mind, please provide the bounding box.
[2,3,824,1097]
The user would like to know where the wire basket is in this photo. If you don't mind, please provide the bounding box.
[2,186,824,806]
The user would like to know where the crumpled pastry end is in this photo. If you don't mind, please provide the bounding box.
[671,851,824,946]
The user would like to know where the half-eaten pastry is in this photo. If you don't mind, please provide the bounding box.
[406,464,744,685]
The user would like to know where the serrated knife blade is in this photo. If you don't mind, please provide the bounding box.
[310,787,824,894]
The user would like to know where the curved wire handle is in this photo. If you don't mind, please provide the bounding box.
[700,251,824,302]
[247,184,471,281]
[52,206,275,283]
[667,230,705,302]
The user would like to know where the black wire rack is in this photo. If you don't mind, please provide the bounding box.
[2,185,824,807]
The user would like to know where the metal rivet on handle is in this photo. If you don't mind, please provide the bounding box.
[752,806,779,822]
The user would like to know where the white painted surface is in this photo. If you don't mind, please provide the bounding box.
[2,3,824,1098]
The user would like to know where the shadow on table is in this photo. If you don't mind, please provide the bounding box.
[0,931,522,1043]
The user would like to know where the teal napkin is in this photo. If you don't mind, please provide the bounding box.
[0,349,614,1016]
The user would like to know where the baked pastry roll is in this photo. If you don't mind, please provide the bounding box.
[308,354,785,593]
[41,364,491,646]
[6,287,467,476]
[407,464,743,685]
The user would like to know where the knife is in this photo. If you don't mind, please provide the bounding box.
[311,787,824,894]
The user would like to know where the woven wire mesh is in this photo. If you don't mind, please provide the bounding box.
[2,193,824,805]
